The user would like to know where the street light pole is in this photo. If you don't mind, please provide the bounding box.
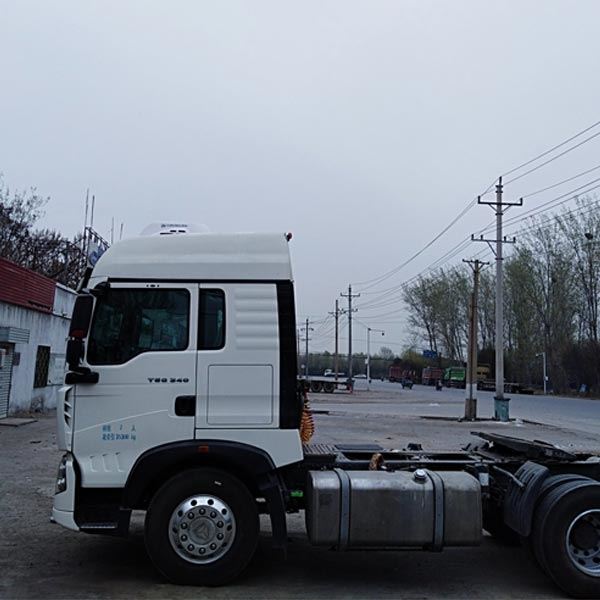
[366,327,384,391]
[536,352,547,395]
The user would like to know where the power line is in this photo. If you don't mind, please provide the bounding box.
[502,118,600,178]
[353,179,600,314]
[507,197,600,238]
[520,163,600,199]
[504,130,600,185]
[352,198,477,291]
[352,118,600,297]
[354,236,475,311]
[478,178,600,235]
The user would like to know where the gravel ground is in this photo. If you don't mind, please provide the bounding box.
[1,391,597,598]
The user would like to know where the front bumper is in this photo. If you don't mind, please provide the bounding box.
[51,454,79,532]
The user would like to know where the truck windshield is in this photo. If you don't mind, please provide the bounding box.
[87,288,190,365]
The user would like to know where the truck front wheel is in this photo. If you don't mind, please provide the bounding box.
[144,467,259,586]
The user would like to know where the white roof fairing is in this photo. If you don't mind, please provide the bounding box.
[90,233,293,282]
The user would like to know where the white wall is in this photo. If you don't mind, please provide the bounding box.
[0,285,76,414]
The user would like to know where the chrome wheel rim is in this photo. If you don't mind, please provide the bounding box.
[169,494,236,564]
[566,509,600,577]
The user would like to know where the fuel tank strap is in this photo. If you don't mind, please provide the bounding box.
[426,470,445,551]
[334,468,351,550]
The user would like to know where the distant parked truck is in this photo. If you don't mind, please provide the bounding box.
[300,375,351,393]
[422,366,443,386]
[323,369,345,378]
[476,364,491,382]
[388,366,417,386]
[444,366,466,389]
[477,379,535,395]
[388,365,413,382]
[388,365,402,382]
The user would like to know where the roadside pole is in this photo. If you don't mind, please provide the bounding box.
[329,300,340,382]
[473,177,521,421]
[367,327,371,388]
[463,259,488,420]
[300,319,314,379]
[341,285,360,387]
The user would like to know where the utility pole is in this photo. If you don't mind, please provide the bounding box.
[300,319,314,379]
[473,177,522,421]
[329,300,340,381]
[340,285,360,385]
[462,259,488,420]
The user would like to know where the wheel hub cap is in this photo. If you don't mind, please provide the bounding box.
[169,494,236,564]
[566,509,600,577]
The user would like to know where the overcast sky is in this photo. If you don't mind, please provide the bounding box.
[1,1,600,356]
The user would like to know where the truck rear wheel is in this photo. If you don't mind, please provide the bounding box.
[323,382,335,393]
[524,474,590,572]
[531,481,600,598]
[144,467,259,586]
[310,381,323,393]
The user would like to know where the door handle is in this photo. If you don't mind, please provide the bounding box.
[175,395,196,417]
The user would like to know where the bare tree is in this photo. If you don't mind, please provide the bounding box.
[0,177,85,288]
[557,196,600,343]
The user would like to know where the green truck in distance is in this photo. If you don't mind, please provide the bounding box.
[444,366,466,388]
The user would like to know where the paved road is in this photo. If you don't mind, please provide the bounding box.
[320,380,600,436]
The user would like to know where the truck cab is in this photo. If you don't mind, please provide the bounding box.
[53,234,302,572]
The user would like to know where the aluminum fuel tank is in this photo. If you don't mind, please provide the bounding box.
[306,469,482,548]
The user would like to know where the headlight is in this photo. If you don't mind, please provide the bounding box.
[55,454,68,494]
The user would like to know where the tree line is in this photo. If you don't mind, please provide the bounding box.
[0,179,86,288]
[403,196,600,394]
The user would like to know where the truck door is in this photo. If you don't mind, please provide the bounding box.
[195,283,280,430]
[72,282,198,487]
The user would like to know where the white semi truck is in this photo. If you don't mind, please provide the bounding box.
[52,232,600,597]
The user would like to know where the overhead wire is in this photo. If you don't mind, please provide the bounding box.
[504,130,600,186]
[478,178,600,235]
[520,163,600,199]
[352,119,600,296]
[502,119,600,178]
[352,197,478,291]
[312,119,600,348]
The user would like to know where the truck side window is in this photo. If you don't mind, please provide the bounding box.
[198,289,225,350]
[87,289,190,365]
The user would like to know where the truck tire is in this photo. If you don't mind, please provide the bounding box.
[524,474,590,572]
[531,481,600,598]
[144,467,259,586]
[323,382,335,393]
[521,473,590,576]
[310,381,323,393]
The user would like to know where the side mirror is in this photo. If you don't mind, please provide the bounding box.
[66,293,96,378]
[66,339,85,371]
[69,295,94,339]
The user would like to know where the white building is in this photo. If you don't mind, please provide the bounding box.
[0,258,76,417]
